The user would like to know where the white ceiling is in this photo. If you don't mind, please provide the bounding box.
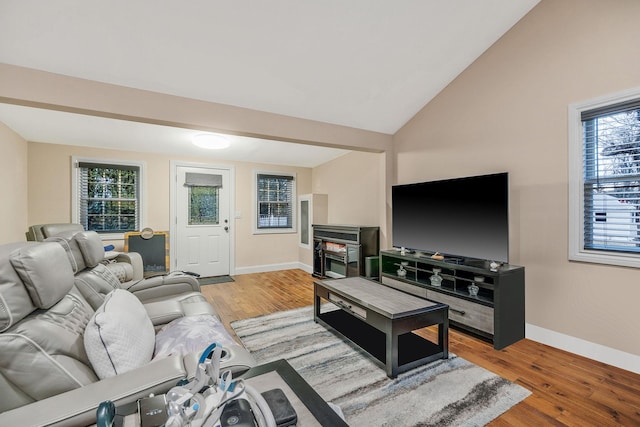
[0,0,539,166]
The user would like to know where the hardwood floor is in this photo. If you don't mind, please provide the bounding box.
[200,269,640,426]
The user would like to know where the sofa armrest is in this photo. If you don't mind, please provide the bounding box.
[144,297,218,326]
[0,355,186,427]
[114,252,144,280]
[144,300,185,326]
[124,273,201,302]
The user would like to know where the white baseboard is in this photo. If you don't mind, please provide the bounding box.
[297,263,313,274]
[234,262,312,275]
[526,323,640,375]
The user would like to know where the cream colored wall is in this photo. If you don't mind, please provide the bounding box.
[0,123,28,243]
[27,142,312,269]
[394,0,640,358]
[234,162,312,270]
[312,151,383,226]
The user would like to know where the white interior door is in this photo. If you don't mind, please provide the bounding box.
[175,166,231,277]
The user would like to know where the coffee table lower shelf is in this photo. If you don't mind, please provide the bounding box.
[316,309,445,376]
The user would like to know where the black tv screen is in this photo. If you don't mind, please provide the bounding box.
[392,172,509,263]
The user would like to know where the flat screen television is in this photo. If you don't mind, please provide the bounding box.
[392,172,509,263]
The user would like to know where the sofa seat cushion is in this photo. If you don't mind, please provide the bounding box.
[153,314,236,360]
[84,289,155,379]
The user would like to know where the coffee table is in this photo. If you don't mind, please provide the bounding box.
[314,276,449,378]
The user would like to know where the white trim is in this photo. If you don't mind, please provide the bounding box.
[234,261,310,276]
[252,169,297,235]
[170,160,236,276]
[568,86,640,268]
[71,156,147,240]
[526,323,640,375]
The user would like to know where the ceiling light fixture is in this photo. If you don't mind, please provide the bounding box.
[192,133,231,150]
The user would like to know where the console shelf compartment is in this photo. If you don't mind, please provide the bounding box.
[380,250,525,349]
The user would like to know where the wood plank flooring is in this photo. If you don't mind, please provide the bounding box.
[199,269,640,426]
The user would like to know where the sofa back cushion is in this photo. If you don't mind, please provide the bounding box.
[74,264,123,310]
[84,289,155,379]
[9,242,74,309]
[45,231,88,273]
[74,231,106,268]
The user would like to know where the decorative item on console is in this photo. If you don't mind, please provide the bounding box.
[397,264,407,277]
[468,276,484,296]
[430,268,443,287]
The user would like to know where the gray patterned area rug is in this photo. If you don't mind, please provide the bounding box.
[231,306,531,427]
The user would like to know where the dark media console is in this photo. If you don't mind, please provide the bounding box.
[379,250,525,349]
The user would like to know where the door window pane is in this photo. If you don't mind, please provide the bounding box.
[189,186,219,225]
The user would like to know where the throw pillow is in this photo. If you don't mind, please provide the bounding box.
[84,289,155,379]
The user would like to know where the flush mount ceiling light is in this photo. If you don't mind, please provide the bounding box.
[192,133,231,150]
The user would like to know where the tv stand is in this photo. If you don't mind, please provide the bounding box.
[379,250,525,349]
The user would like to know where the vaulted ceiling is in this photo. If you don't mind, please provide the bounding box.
[0,1,539,166]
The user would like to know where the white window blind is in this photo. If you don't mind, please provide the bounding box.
[581,99,640,254]
[77,161,141,233]
[256,173,295,229]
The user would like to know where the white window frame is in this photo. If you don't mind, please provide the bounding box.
[71,156,147,240]
[568,86,640,268]
[253,170,296,235]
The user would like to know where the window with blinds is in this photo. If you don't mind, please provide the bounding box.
[76,161,141,233]
[581,98,640,254]
[256,172,295,230]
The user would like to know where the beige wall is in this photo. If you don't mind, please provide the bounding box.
[24,141,384,273]
[394,0,640,358]
[0,123,28,243]
[27,142,312,270]
[233,161,312,270]
[311,150,387,260]
[312,151,383,227]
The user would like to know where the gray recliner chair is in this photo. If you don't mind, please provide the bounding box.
[28,223,147,285]
[46,230,202,310]
[0,241,254,426]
